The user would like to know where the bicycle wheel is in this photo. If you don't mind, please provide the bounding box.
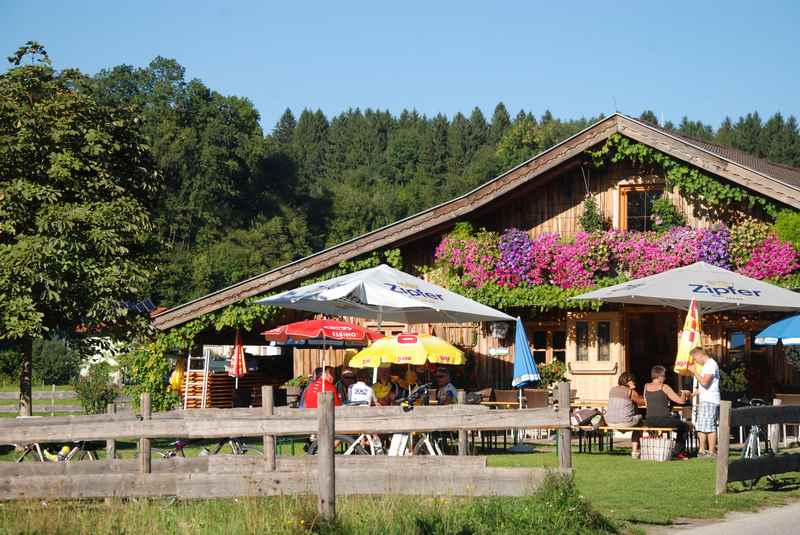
[308,436,365,455]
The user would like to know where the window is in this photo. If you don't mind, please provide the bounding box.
[620,185,663,231]
[532,330,548,364]
[576,322,589,361]
[598,321,611,361]
[553,331,566,363]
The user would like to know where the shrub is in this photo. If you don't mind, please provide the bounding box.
[536,360,566,390]
[739,235,798,279]
[729,218,770,268]
[32,338,81,385]
[650,195,686,232]
[579,196,606,232]
[118,343,179,412]
[72,363,119,415]
[774,209,800,250]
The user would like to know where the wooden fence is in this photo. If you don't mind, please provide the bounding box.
[716,399,800,494]
[0,388,130,415]
[0,383,573,516]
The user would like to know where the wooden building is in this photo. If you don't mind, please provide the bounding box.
[153,113,800,404]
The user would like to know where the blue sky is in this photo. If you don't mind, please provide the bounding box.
[3,1,798,131]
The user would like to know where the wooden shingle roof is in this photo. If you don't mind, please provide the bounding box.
[152,113,800,330]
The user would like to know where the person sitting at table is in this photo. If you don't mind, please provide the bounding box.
[373,367,399,405]
[303,367,342,409]
[434,367,458,405]
[606,372,645,458]
[347,370,378,406]
[335,368,356,404]
[643,365,691,459]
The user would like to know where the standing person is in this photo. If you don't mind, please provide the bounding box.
[434,367,458,405]
[303,367,342,409]
[690,347,721,456]
[336,368,356,404]
[644,365,691,459]
[606,372,645,458]
[347,370,378,406]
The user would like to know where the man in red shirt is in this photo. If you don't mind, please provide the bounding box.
[304,367,342,409]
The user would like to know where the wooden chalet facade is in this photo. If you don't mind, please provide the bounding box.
[153,113,800,404]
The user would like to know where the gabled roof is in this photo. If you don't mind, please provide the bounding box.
[152,113,800,330]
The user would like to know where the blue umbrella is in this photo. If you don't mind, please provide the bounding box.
[755,315,800,346]
[512,317,541,388]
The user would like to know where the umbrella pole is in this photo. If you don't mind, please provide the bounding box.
[322,333,326,393]
[373,307,383,384]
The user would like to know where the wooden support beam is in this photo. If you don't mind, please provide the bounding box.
[317,392,335,521]
[716,400,731,495]
[557,382,572,471]
[105,403,116,460]
[0,406,566,443]
[770,398,782,454]
[728,453,800,483]
[139,393,151,474]
[457,391,468,456]
[262,386,276,471]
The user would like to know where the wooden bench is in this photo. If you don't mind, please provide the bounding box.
[575,425,695,453]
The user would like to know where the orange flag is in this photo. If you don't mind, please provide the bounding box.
[674,298,702,376]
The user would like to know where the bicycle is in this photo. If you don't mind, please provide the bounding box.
[42,441,97,462]
[201,437,262,456]
[155,439,192,458]
[737,396,775,489]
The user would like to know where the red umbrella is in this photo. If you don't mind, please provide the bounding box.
[262,319,383,344]
[229,330,247,389]
[262,319,382,393]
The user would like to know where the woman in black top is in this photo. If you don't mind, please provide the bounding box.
[643,365,691,457]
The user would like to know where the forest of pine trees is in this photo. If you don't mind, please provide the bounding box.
[91,57,800,308]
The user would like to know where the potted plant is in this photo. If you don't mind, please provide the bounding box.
[282,375,309,397]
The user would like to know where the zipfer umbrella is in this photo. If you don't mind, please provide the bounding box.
[256,264,515,323]
[572,261,800,313]
[228,330,247,389]
[257,264,513,382]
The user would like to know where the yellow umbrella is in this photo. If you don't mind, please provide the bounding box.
[349,333,464,368]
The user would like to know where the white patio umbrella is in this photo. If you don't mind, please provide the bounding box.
[572,261,800,422]
[572,261,800,313]
[256,264,514,381]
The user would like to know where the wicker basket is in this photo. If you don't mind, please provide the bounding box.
[640,437,674,461]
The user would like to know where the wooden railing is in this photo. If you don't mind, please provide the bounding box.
[0,382,573,517]
[716,398,800,494]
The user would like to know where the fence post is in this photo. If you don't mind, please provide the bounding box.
[318,392,335,521]
[139,392,151,474]
[770,398,782,453]
[262,385,276,471]
[457,391,468,456]
[715,400,731,495]
[106,403,117,460]
[557,382,572,471]
[50,384,55,416]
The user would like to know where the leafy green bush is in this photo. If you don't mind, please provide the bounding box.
[720,356,748,396]
[118,343,179,412]
[729,218,770,268]
[650,195,686,232]
[72,363,119,415]
[536,360,566,390]
[32,338,80,385]
[579,196,606,232]
[774,209,800,250]
[0,338,80,386]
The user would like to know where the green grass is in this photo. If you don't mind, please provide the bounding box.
[490,447,800,525]
[0,473,619,535]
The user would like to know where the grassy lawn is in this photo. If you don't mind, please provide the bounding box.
[490,446,800,526]
[3,436,800,533]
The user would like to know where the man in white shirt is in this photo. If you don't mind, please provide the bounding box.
[347,370,378,406]
[690,347,721,456]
